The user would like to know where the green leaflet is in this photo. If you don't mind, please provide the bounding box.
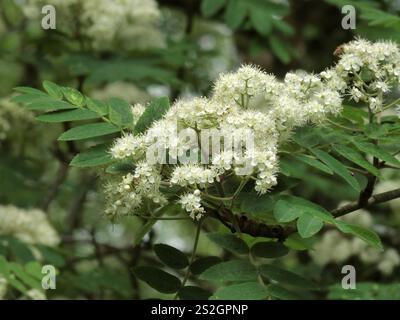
[333,144,381,177]
[310,148,361,192]
[70,143,113,167]
[154,244,189,269]
[250,6,272,35]
[295,154,334,175]
[274,195,334,224]
[108,97,133,127]
[58,123,120,141]
[250,241,289,258]
[335,221,383,250]
[211,282,269,300]
[201,0,226,17]
[353,140,400,166]
[134,97,170,134]
[207,233,249,255]
[43,80,63,99]
[297,215,324,238]
[199,260,257,282]
[133,266,181,294]
[259,264,319,290]
[36,109,100,123]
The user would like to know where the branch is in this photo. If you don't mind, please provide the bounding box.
[41,161,69,211]
[332,187,400,218]
[207,188,400,240]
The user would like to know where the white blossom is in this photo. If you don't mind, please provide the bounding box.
[179,190,204,220]
[0,205,60,246]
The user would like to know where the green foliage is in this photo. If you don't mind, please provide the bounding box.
[200,260,257,282]
[211,282,269,300]
[0,255,46,295]
[200,0,294,63]
[133,266,181,294]
[259,265,319,290]
[352,140,400,167]
[310,149,361,192]
[328,283,400,300]
[108,98,133,128]
[36,109,100,123]
[294,154,334,175]
[335,221,383,250]
[178,286,212,300]
[250,241,289,259]
[58,123,120,141]
[70,143,113,167]
[333,144,381,177]
[3,0,400,301]
[134,97,170,134]
[296,215,324,238]
[207,233,249,255]
[154,244,189,270]
[189,256,222,275]
[274,196,334,224]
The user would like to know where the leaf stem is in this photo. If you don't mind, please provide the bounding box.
[173,220,202,299]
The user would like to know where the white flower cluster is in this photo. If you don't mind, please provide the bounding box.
[107,63,345,219]
[22,0,164,50]
[213,66,343,138]
[105,39,399,220]
[311,210,400,275]
[170,165,219,188]
[322,38,400,112]
[0,97,34,141]
[104,162,166,218]
[179,190,204,221]
[166,97,233,130]
[0,205,60,246]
